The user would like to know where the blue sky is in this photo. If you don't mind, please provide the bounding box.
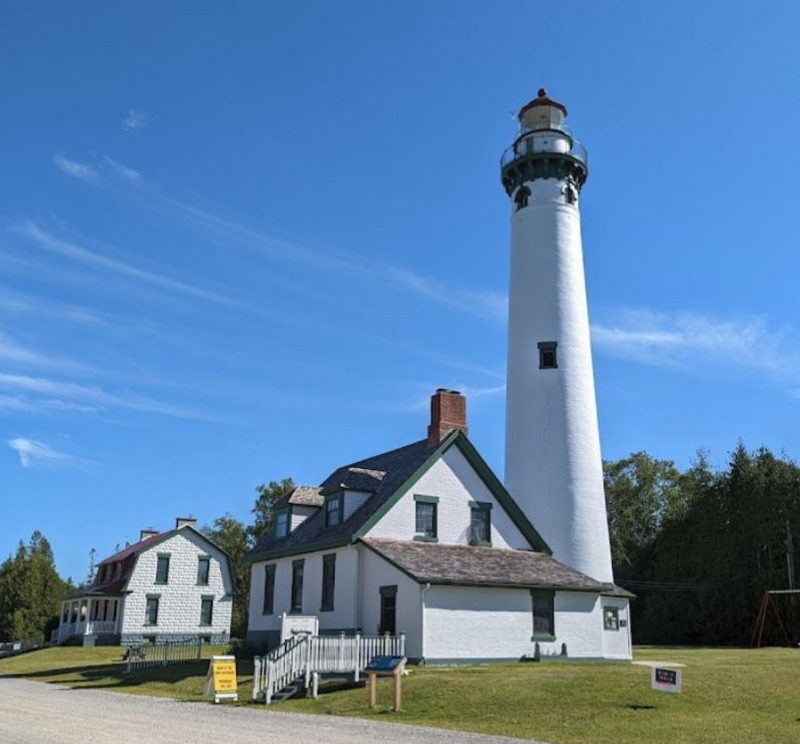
[2,2,800,582]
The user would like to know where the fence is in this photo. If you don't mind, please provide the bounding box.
[124,637,203,673]
[253,633,405,704]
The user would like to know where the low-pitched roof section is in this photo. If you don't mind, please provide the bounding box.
[362,538,634,597]
[246,430,551,563]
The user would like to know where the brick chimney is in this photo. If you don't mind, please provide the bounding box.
[139,528,159,542]
[427,388,468,445]
[175,516,198,530]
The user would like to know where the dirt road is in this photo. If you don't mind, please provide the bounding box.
[0,678,540,743]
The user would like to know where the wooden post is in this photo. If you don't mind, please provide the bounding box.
[393,666,402,711]
[368,672,377,709]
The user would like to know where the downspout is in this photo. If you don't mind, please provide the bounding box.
[420,582,431,662]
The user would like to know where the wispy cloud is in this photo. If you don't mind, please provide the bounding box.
[592,309,799,379]
[15,222,247,310]
[8,437,75,468]
[385,267,507,323]
[122,109,150,131]
[102,156,140,181]
[0,372,202,419]
[53,154,97,181]
[0,330,51,366]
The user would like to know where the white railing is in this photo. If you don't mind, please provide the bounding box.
[85,621,116,635]
[253,633,406,704]
[125,638,203,673]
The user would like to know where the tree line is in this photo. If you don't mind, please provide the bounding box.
[3,445,799,646]
[604,444,800,645]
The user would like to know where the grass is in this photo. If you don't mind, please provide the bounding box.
[1,646,798,743]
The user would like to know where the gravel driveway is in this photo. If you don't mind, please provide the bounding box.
[0,678,544,743]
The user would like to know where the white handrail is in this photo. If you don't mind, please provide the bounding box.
[254,633,406,703]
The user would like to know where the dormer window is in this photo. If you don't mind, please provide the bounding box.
[323,493,343,528]
[275,508,290,538]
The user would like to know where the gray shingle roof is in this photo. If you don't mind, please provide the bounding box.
[362,538,634,597]
[247,438,439,562]
[285,485,324,507]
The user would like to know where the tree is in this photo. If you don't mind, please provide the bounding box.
[250,478,295,542]
[0,532,71,643]
[603,452,685,574]
[202,515,252,639]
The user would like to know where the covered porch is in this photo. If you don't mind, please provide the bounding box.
[57,593,123,645]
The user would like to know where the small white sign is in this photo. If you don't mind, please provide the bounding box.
[651,666,682,693]
[280,613,319,643]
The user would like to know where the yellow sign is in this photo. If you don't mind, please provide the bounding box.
[205,655,238,702]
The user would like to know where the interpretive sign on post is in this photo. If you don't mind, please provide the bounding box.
[204,655,238,703]
[651,666,682,693]
[364,655,407,711]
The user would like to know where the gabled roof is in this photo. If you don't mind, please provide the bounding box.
[362,538,634,597]
[246,430,551,562]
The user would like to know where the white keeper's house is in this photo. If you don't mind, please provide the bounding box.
[246,390,632,662]
[56,517,234,646]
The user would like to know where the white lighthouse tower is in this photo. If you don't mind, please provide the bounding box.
[502,89,614,583]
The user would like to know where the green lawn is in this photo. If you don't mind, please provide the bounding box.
[1,646,798,743]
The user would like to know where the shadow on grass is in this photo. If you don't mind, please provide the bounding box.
[3,658,254,695]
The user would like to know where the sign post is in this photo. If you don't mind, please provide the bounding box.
[204,655,238,703]
[363,655,407,712]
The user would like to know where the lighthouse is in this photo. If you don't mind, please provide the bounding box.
[501,89,614,583]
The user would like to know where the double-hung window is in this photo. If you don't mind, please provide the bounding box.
[290,559,304,614]
[200,596,214,626]
[530,589,555,641]
[263,564,276,615]
[155,554,170,584]
[469,501,492,545]
[145,595,160,626]
[414,495,438,541]
[275,508,290,537]
[324,493,343,528]
[197,556,210,585]
[320,554,336,612]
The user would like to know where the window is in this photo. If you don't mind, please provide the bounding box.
[323,493,343,528]
[514,185,530,210]
[290,559,304,614]
[70,602,78,624]
[320,554,336,612]
[538,341,558,370]
[564,184,577,205]
[603,606,620,631]
[62,605,68,623]
[155,554,170,584]
[102,600,109,621]
[112,601,117,622]
[145,595,160,626]
[90,602,98,621]
[469,501,492,545]
[200,597,214,626]
[275,508,290,537]
[414,495,438,541]
[263,564,275,615]
[531,590,555,640]
[143,635,156,645]
[379,585,397,635]
[197,556,210,585]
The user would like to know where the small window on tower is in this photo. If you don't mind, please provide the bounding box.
[514,185,530,211]
[538,341,558,369]
[564,185,576,205]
